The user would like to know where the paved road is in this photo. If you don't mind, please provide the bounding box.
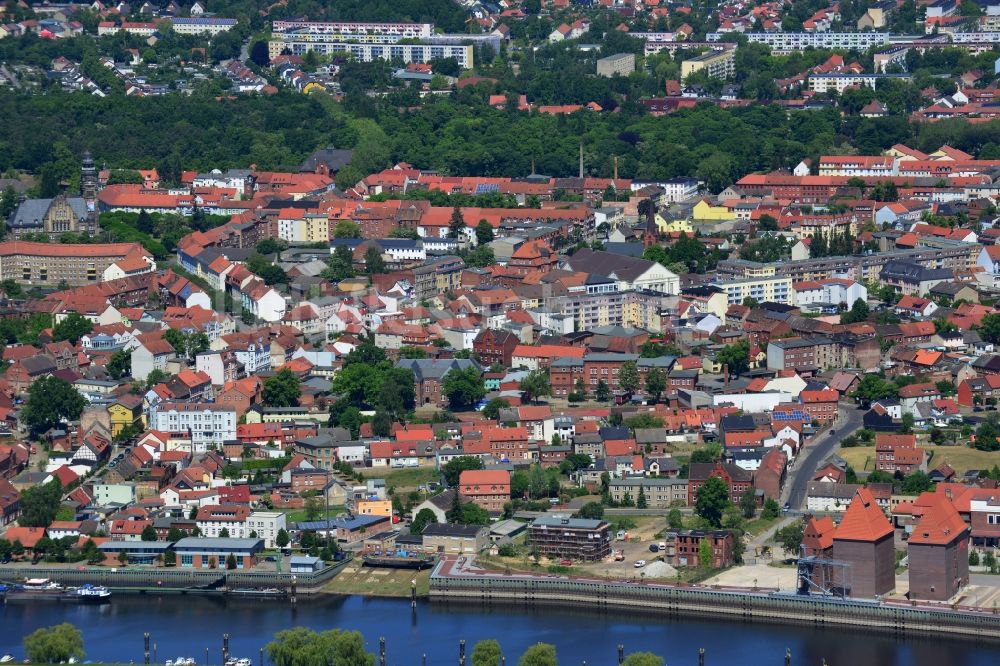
[783,404,865,511]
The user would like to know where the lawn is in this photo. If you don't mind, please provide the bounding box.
[839,445,1000,474]
[326,562,431,597]
[280,506,346,524]
[358,466,439,491]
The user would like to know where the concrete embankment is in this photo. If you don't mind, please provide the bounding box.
[430,572,1000,642]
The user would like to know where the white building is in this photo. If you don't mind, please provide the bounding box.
[809,73,911,93]
[150,403,237,452]
[170,18,237,36]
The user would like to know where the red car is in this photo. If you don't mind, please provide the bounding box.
[559,559,572,566]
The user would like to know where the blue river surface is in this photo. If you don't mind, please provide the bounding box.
[2,594,1000,666]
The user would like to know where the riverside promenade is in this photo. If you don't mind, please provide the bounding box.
[430,556,1000,642]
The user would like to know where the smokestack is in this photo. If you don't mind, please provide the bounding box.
[579,143,584,179]
[614,156,619,181]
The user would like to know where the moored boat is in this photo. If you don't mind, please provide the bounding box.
[74,584,111,603]
[362,551,436,570]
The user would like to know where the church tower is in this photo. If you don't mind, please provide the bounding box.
[80,151,98,201]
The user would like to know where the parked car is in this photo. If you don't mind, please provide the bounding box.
[559,559,572,566]
[648,544,659,553]
[633,560,646,568]
[782,502,791,513]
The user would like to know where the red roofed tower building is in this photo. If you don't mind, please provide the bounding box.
[833,488,895,598]
[907,492,970,601]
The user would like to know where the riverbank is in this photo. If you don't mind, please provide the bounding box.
[320,561,430,598]
[430,558,1000,643]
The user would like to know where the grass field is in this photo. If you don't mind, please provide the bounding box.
[325,561,431,597]
[839,445,1000,474]
[358,466,439,491]
[279,506,346,524]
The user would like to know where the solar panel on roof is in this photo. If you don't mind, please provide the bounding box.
[476,183,500,193]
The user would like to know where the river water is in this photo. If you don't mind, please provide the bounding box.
[2,595,999,665]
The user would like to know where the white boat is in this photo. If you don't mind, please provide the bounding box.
[73,585,111,603]
[225,658,252,666]
[1,655,15,663]
[22,579,62,591]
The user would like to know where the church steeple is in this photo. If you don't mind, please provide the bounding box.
[80,151,98,201]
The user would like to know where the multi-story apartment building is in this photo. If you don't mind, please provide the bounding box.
[268,38,474,67]
[809,73,911,93]
[528,516,612,561]
[714,276,794,305]
[150,403,237,452]
[271,20,434,38]
[680,47,735,79]
[608,478,688,508]
[717,31,893,53]
[0,241,151,285]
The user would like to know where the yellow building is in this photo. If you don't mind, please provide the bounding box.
[692,199,735,221]
[793,217,858,242]
[655,213,694,234]
[681,48,736,80]
[356,498,393,518]
[108,397,144,438]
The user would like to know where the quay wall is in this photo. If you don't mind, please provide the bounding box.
[430,573,1000,642]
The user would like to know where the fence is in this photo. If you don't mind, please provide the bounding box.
[430,573,1000,641]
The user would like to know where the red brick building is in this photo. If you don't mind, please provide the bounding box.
[800,389,839,423]
[459,469,511,514]
[754,448,788,500]
[473,328,519,368]
[663,529,735,568]
[907,492,970,601]
[687,461,753,506]
[875,433,925,474]
[833,488,895,598]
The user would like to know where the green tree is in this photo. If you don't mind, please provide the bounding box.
[618,360,640,394]
[443,456,484,486]
[324,245,356,281]
[457,502,491,525]
[106,349,132,379]
[976,417,1000,451]
[333,220,362,238]
[304,497,324,522]
[716,340,750,377]
[411,508,438,535]
[739,487,757,519]
[448,206,466,240]
[363,246,386,274]
[471,640,503,666]
[519,370,551,404]
[23,624,85,664]
[694,476,730,527]
[667,508,684,529]
[595,380,611,402]
[622,654,663,666]
[576,501,605,520]
[140,524,157,542]
[267,628,375,666]
[636,485,648,509]
[776,521,805,556]
[163,550,176,567]
[699,537,713,567]
[901,471,933,494]
[441,366,486,410]
[841,298,870,324]
[851,375,899,403]
[482,397,510,420]
[762,497,781,519]
[23,376,85,436]
[644,367,666,403]
[475,220,494,246]
[18,479,63,527]
[518,643,557,666]
[980,313,1000,344]
[52,312,93,344]
[226,553,238,570]
[276,529,290,549]
[263,368,302,408]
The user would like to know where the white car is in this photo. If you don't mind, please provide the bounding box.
[633,560,646,568]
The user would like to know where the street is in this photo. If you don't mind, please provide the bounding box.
[783,403,865,510]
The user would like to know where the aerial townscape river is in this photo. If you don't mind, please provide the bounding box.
[3,595,1000,666]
